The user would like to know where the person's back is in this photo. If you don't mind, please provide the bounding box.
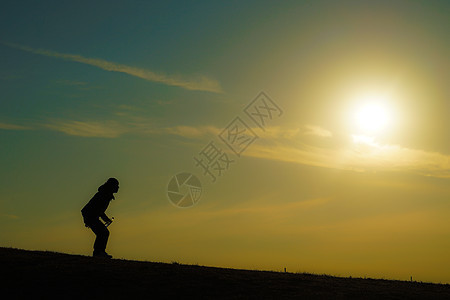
[82,178,119,258]
[82,184,115,221]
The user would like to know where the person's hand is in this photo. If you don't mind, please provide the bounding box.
[105,216,114,227]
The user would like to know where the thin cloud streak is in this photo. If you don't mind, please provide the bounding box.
[162,125,221,138]
[0,122,31,130]
[244,137,450,179]
[4,116,448,178]
[0,213,19,219]
[3,42,223,93]
[44,120,127,138]
[157,124,450,178]
[149,126,443,181]
[303,125,332,137]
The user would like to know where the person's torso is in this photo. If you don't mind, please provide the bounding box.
[81,191,112,218]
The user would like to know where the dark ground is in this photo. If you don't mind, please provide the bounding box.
[1,247,449,299]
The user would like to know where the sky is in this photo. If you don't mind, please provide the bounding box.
[1,0,449,283]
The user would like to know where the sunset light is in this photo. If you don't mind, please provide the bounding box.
[354,93,392,134]
[1,1,449,293]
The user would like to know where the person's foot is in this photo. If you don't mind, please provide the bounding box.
[93,251,112,259]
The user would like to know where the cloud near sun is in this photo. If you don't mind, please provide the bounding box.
[153,123,450,179]
[1,116,448,179]
[2,42,223,93]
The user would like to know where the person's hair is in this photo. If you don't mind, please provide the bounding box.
[106,178,119,186]
[98,178,119,193]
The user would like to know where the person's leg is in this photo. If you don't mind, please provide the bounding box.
[88,218,110,255]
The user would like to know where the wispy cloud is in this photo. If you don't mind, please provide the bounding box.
[157,124,324,140]
[255,125,331,140]
[0,122,31,130]
[5,115,448,178]
[244,133,450,179]
[44,120,127,138]
[156,123,450,178]
[163,125,221,138]
[55,79,88,86]
[0,213,19,220]
[302,125,332,137]
[0,74,22,80]
[3,42,223,93]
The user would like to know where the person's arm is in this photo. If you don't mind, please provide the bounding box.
[100,213,112,224]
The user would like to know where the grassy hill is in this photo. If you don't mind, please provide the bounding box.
[1,247,449,299]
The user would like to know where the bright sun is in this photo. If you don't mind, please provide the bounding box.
[354,93,392,134]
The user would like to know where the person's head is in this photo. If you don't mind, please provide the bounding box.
[100,177,119,194]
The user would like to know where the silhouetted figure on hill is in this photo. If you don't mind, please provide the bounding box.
[81,178,119,258]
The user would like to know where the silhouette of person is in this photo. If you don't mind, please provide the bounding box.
[81,178,119,258]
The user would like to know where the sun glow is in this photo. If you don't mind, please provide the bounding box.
[352,134,378,147]
[353,93,392,134]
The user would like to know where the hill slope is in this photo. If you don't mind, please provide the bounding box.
[1,247,449,299]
